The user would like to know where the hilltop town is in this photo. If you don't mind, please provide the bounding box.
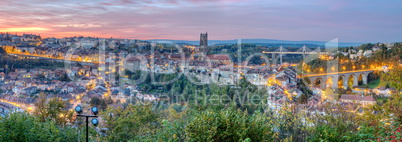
[1,32,401,117]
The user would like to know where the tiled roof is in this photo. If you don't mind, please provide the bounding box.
[207,54,231,60]
[340,94,376,102]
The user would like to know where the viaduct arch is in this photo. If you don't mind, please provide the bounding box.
[304,70,372,89]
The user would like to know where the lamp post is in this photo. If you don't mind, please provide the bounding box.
[75,105,99,142]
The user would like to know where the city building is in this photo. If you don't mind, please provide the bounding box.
[199,32,208,52]
[340,94,376,107]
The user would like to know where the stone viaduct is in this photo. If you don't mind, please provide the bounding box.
[303,70,374,89]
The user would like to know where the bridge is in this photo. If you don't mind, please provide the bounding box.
[301,69,375,89]
[262,45,328,65]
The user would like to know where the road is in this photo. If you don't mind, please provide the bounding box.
[7,51,99,64]
[0,99,33,112]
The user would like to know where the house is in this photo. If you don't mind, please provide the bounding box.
[12,86,25,94]
[374,87,395,96]
[340,52,349,56]
[111,85,120,91]
[21,86,37,94]
[25,98,36,104]
[276,76,290,87]
[386,88,397,96]
[61,83,76,93]
[349,54,358,59]
[340,94,376,107]
[136,93,157,101]
[0,72,5,81]
[372,46,380,52]
[124,57,142,71]
[0,83,13,91]
[382,65,389,72]
[329,55,335,60]
[30,68,42,74]
[8,72,18,80]
[37,83,52,91]
[363,50,373,57]
[378,87,387,94]
[22,72,35,78]
[91,69,98,75]
[207,54,232,65]
[76,80,90,87]
[15,68,27,73]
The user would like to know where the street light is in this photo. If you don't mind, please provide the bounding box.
[75,105,99,142]
[75,105,83,114]
[91,118,99,126]
[91,107,98,115]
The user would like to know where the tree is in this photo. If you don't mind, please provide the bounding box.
[298,94,308,104]
[382,66,402,90]
[34,92,72,125]
[101,104,160,141]
[185,108,276,142]
[90,97,113,110]
[0,113,83,142]
[0,47,5,54]
[90,97,102,106]
[306,103,361,141]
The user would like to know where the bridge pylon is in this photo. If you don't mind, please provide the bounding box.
[302,45,307,58]
[279,46,283,65]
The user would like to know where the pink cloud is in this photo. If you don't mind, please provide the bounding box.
[0,0,401,42]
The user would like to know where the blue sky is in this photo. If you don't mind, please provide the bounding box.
[0,0,401,42]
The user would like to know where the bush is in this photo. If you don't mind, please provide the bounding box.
[185,108,276,142]
[0,113,82,142]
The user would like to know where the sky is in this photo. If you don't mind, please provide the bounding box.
[0,0,401,42]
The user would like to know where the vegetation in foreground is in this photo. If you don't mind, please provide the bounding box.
[1,92,401,142]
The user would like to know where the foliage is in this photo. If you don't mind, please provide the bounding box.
[89,96,114,110]
[0,112,83,142]
[100,104,160,142]
[185,107,276,142]
[306,103,361,141]
[382,66,402,90]
[0,47,5,54]
[297,79,313,103]
[34,92,74,125]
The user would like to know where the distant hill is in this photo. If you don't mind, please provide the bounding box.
[147,39,364,47]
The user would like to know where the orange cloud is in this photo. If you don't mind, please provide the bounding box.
[0,27,51,32]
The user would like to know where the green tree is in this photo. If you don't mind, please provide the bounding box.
[185,107,276,142]
[0,113,83,142]
[34,92,72,125]
[382,66,402,90]
[101,104,160,141]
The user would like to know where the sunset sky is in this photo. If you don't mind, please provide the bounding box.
[1,0,401,42]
